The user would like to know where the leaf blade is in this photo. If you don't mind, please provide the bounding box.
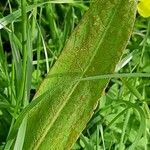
[23,0,137,149]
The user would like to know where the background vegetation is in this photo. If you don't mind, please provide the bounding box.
[0,0,150,149]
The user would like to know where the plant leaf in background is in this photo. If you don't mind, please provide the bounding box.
[0,1,88,30]
[137,0,150,18]
[20,0,137,149]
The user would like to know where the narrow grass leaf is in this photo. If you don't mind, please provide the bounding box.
[0,1,89,30]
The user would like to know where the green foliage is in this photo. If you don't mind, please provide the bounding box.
[0,0,149,150]
[22,1,136,149]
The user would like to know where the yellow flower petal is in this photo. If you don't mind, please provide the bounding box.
[137,0,150,18]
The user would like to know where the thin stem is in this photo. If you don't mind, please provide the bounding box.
[19,0,28,106]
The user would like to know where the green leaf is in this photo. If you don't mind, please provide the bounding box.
[0,1,88,30]
[21,0,137,149]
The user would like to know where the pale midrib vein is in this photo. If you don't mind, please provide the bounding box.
[32,1,124,149]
